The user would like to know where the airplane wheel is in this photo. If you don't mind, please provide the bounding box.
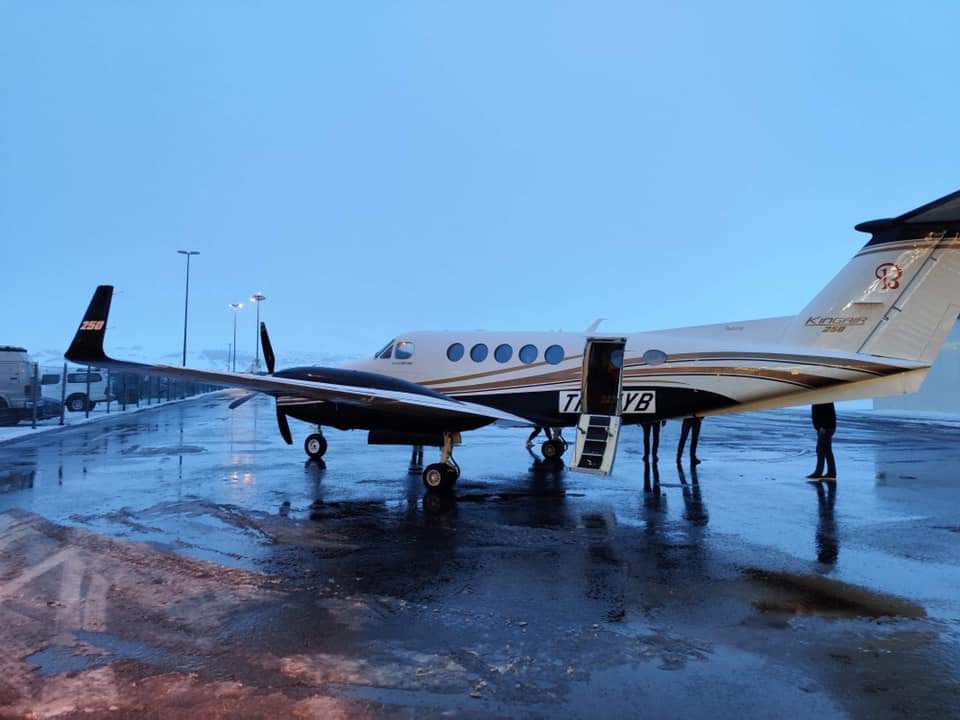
[304,433,327,460]
[541,439,564,459]
[423,463,457,492]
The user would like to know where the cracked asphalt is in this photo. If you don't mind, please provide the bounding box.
[1,391,959,718]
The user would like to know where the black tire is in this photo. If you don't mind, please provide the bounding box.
[541,438,564,459]
[304,433,328,459]
[0,399,15,427]
[66,394,88,413]
[423,463,458,492]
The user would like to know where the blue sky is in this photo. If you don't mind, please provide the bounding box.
[1,1,958,365]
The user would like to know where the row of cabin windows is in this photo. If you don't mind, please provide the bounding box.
[447,342,565,365]
[374,340,667,367]
[374,339,566,365]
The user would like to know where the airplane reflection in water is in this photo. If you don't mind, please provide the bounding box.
[292,445,841,572]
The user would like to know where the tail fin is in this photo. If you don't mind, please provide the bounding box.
[786,189,960,363]
[65,285,114,364]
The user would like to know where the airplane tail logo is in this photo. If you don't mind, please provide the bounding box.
[875,262,902,290]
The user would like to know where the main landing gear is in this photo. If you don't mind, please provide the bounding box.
[304,430,327,461]
[541,429,568,461]
[422,432,460,492]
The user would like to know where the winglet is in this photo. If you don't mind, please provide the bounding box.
[65,285,114,364]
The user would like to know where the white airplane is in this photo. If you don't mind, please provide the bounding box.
[66,188,960,491]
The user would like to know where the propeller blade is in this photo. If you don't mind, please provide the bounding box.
[228,392,258,410]
[276,406,293,445]
[260,322,276,375]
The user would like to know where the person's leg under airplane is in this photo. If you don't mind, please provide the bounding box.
[689,417,702,465]
[677,419,691,464]
[821,428,837,481]
[808,428,827,479]
[651,420,660,462]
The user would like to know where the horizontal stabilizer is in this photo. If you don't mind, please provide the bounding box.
[856,188,960,239]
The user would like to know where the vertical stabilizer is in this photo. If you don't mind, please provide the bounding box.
[786,190,960,363]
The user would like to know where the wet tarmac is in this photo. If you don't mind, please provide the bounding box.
[1,392,960,718]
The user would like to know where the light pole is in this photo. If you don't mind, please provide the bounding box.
[228,303,242,372]
[177,250,200,367]
[250,292,266,371]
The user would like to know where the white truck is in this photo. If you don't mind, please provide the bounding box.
[41,366,111,412]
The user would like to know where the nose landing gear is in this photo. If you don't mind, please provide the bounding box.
[422,432,461,492]
[304,431,327,460]
[541,429,568,460]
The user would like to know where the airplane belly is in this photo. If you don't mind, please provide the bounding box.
[280,400,491,434]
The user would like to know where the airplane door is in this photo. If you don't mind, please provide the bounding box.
[571,337,626,474]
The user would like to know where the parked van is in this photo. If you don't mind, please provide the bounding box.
[41,366,111,412]
[0,347,61,425]
[0,347,32,419]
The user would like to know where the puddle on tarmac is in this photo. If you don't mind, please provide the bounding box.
[746,568,927,619]
[26,646,100,677]
[27,631,200,677]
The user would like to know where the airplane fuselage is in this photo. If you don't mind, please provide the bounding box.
[277,322,924,433]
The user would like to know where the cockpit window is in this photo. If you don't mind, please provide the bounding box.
[394,341,415,360]
[374,340,394,359]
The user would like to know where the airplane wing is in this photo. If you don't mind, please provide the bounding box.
[65,286,530,426]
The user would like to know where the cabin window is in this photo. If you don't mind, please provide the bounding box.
[494,344,513,363]
[394,341,415,360]
[41,374,61,385]
[544,345,565,365]
[519,344,538,364]
[470,343,489,362]
[643,349,667,365]
[446,343,465,361]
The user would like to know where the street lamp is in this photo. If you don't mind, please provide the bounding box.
[228,303,243,372]
[250,292,266,371]
[177,250,200,367]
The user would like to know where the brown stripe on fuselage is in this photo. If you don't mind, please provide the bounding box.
[419,354,584,388]
[443,366,833,396]
[421,350,905,395]
[623,366,832,389]
[427,365,582,395]
[633,352,899,376]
